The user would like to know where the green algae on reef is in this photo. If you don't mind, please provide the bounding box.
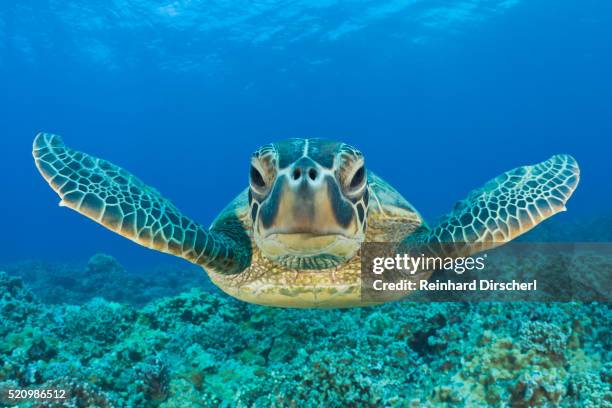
[0,257,610,407]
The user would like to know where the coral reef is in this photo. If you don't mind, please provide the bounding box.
[1,254,210,306]
[0,256,610,407]
[0,219,612,408]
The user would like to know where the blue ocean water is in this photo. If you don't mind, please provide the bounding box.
[1,1,611,270]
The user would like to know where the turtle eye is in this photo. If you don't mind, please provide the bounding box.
[250,165,266,190]
[350,166,365,190]
[342,164,366,198]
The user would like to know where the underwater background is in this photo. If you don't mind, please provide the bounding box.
[0,0,611,406]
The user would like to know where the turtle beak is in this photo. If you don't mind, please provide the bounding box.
[259,159,358,239]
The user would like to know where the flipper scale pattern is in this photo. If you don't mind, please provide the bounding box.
[412,154,580,255]
[33,133,250,274]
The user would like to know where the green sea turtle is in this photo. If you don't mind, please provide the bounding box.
[33,134,579,308]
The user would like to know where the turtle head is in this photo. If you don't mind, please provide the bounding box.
[248,139,369,269]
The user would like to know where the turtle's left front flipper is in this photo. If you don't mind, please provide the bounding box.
[33,133,251,274]
[408,154,580,256]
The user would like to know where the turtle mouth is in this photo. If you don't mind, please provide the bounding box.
[263,232,347,253]
[255,230,363,270]
[274,253,345,269]
[262,226,354,240]
[259,230,360,254]
[257,232,361,270]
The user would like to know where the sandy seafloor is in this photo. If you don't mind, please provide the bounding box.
[0,217,610,407]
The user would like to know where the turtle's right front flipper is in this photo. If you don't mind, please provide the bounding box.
[407,154,580,256]
[33,133,250,274]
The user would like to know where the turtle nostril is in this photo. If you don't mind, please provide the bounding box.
[308,168,318,181]
[292,168,302,180]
